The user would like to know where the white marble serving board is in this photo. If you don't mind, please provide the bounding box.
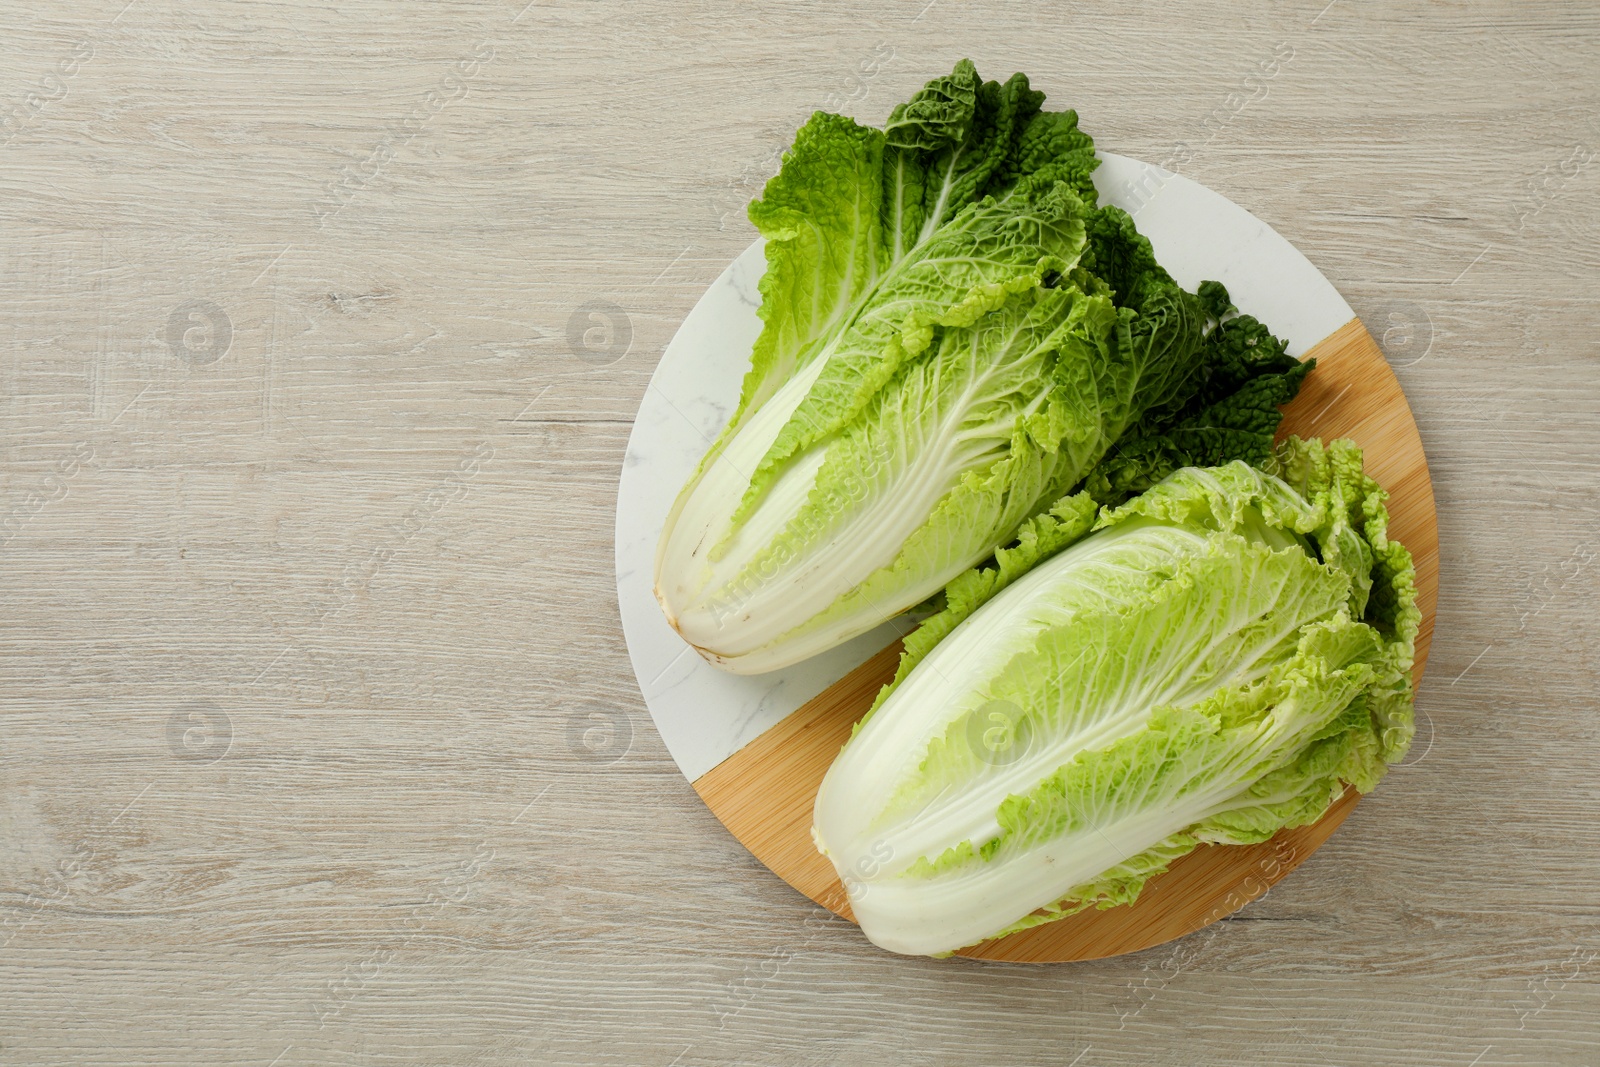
[614,152,1355,783]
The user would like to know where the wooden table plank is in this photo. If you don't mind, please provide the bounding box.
[2,2,1597,1063]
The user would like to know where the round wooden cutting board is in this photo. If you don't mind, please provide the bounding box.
[690,317,1438,962]
[616,152,1439,962]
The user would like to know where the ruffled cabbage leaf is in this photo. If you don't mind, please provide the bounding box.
[813,437,1417,956]
[656,61,1264,674]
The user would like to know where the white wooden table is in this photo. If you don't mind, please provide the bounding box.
[2,2,1597,1064]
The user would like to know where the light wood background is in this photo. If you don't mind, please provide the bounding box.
[1,2,1596,1064]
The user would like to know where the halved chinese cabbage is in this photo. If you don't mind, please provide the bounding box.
[655,61,1225,673]
[813,438,1418,956]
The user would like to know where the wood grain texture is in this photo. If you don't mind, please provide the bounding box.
[694,318,1438,962]
[2,1,1598,1064]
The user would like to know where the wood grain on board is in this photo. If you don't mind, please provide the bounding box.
[694,317,1439,962]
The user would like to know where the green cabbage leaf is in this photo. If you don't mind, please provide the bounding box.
[813,438,1417,956]
[654,61,1305,674]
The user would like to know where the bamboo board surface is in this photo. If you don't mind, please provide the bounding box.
[694,317,1439,961]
